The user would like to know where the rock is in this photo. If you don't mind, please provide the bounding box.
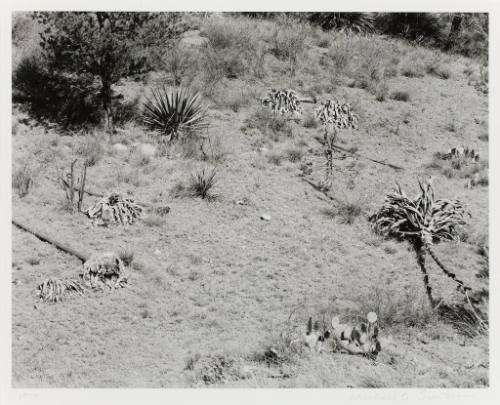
[235,198,250,206]
[138,143,157,157]
[260,214,271,221]
[112,143,128,153]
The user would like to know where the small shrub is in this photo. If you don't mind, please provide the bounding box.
[270,16,308,76]
[162,46,191,86]
[74,135,103,167]
[267,153,283,166]
[116,168,141,186]
[316,37,330,48]
[445,120,457,132]
[212,85,252,112]
[243,107,293,140]
[391,91,410,102]
[322,201,363,224]
[199,18,267,80]
[187,353,245,385]
[26,256,40,266]
[12,164,36,198]
[401,60,425,78]
[200,134,228,163]
[328,40,351,74]
[189,166,217,199]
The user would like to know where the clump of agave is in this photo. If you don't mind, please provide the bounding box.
[369,179,485,327]
[142,87,209,143]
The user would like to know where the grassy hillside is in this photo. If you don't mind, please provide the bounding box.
[11,13,488,387]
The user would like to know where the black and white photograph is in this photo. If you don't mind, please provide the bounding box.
[2,0,498,400]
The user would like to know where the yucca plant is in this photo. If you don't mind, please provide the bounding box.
[189,166,217,200]
[142,86,209,143]
[369,179,475,310]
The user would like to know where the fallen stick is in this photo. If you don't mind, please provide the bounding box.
[332,144,405,171]
[314,137,405,171]
[301,178,339,203]
[12,217,89,263]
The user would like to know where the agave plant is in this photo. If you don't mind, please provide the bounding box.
[369,179,470,307]
[142,87,209,143]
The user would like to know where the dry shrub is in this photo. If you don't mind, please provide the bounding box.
[269,15,309,76]
[356,284,435,329]
[391,90,411,102]
[12,163,37,198]
[242,107,294,141]
[74,135,103,167]
[211,83,254,112]
[199,17,267,81]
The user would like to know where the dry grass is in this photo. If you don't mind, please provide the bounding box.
[12,163,36,198]
[391,90,411,102]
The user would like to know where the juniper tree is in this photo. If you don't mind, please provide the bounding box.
[35,12,182,132]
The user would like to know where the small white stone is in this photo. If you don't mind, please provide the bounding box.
[260,214,271,221]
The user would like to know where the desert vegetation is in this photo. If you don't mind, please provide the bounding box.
[11,11,489,388]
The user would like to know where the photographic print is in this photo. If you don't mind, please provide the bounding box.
[10,9,489,389]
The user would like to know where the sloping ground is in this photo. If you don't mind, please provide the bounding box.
[11,29,488,387]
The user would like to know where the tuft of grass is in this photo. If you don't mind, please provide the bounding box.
[356,284,435,329]
[400,57,426,78]
[267,153,283,166]
[26,256,40,266]
[170,181,188,199]
[316,37,330,48]
[426,62,451,79]
[391,90,411,102]
[201,134,228,164]
[322,201,363,225]
[12,164,36,198]
[118,249,134,267]
[285,147,304,163]
[212,85,253,112]
[374,81,389,101]
[302,112,320,128]
[116,168,142,187]
[189,166,218,199]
